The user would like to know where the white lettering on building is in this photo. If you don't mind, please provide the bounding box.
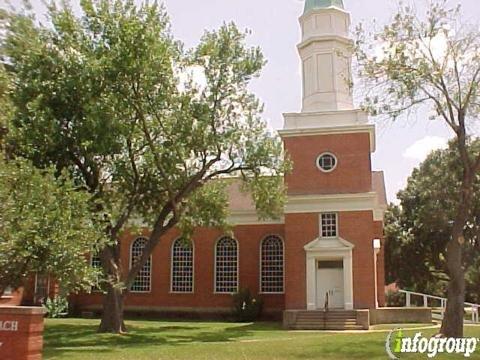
[0,321,18,332]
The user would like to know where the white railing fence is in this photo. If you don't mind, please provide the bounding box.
[398,289,480,324]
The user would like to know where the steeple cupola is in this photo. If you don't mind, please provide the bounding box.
[299,0,353,112]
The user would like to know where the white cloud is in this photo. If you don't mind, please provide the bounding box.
[403,136,448,161]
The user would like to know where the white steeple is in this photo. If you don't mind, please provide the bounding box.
[299,4,353,112]
[279,2,376,154]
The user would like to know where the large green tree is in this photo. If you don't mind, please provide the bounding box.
[355,0,480,336]
[1,0,288,333]
[385,142,480,304]
[0,65,12,154]
[0,158,106,296]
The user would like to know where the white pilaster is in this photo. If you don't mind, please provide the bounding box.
[343,251,353,310]
[306,256,318,310]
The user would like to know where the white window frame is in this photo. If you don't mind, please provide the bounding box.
[170,237,195,294]
[1,286,13,298]
[259,235,285,294]
[316,152,338,173]
[34,273,50,304]
[320,212,338,238]
[129,237,152,293]
[90,254,102,292]
[214,236,239,294]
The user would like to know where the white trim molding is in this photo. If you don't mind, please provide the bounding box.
[1,286,13,298]
[282,109,369,130]
[304,237,354,310]
[286,192,384,221]
[129,212,285,228]
[227,210,285,226]
[298,34,353,50]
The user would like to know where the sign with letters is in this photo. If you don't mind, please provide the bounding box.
[0,306,46,360]
[0,321,18,332]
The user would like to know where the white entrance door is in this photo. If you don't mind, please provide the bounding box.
[316,261,344,309]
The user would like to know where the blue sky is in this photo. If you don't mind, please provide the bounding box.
[2,0,479,202]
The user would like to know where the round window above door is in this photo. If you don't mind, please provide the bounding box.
[316,152,337,173]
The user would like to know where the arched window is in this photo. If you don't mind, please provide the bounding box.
[215,236,238,293]
[171,238,194,293]
[260,235,284,293]
[130,237,151,292]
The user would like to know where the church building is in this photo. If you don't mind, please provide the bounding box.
[1,0,387,327]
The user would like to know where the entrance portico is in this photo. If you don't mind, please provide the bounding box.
[304,237,354,310]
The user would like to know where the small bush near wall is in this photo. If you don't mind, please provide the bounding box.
[232,288,263,322]
[385,290,405,307]
[44,296,69,318]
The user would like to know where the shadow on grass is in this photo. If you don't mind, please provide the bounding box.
[43,319,283,359]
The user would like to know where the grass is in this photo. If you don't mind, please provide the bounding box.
[43,318,480,360]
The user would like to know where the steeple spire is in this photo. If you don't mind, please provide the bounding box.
[304,0,344,14]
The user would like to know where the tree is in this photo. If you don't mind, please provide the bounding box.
[384,141,480,303]
[1,0,289,333]
[354,0,480,337]
[0,65,12,154]
[0,158,106,296]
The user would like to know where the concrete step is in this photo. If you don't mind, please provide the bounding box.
[297,314,357,318]
[296,318,358,322]
[296,316,357,321]
[285,310,365,331]
[297,314,357,319]
[296,311,357,315]
[291,325,364,330]
[297,312,357,316]
[295,321,359,326]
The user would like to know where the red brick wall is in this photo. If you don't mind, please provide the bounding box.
[284,211,378,310]
[284,213,316,309]
[342,211,376,309]
[284,133,372,195]
[74,224,285,313]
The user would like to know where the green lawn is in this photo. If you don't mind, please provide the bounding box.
[43,318,480,360]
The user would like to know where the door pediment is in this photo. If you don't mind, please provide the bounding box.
[304,237,354,252]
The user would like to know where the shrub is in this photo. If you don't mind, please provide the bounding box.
[385,290,405,307]
[43,296,69,318]
[232,288,263,322]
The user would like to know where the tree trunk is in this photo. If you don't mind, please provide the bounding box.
[440,175,472,338]
[440,235,465,338]
[98,284,126,333]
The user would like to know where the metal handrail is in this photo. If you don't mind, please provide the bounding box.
[398,289,480,323]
